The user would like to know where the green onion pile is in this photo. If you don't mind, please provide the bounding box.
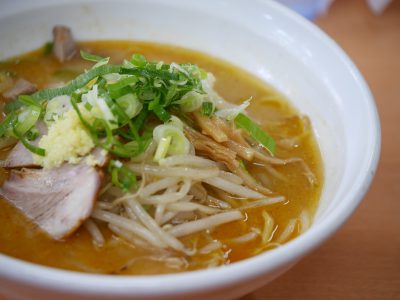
[0,50,276,192]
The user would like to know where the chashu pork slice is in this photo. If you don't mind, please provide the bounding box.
[0,163,101,240]
[2,78,37,101]
[52,25,77,63]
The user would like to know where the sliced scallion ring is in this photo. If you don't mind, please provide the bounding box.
[154,135,172,162]
[14,106,42,136]
[13,127,45,156]
[153,124,190,158]
[109,160,137,192]
[116,93,143,119]
[177,91,205,112]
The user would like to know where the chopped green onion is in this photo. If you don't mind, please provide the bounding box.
[131,54,147,67]
[116,128,136,141]
[234,113,276,155]
[44,95,71,123]
[102,73,122,84]
[84,102,92,111]
[31,65,121,102]
[152,105,171,122]
[167,116,184,130]
[109,160,137,191]
[18,95,42,108]
[80,50,106,62]
[121,67,179,81]
[216,98,251,121]
[104,96,131,127]
[78,104,147,158]
[201,101,215,116]
[108,76,138,94]
[156,61,164,70]
[14,106,42,136]
[165,85,179,103]
[139,88,156,102]
[109,86,133,100]
[0,53,220,173]
[153,124,190,158]
[96,77,107,90]
[70,96,98,137]
[109,144,138,158]
[26,126,40,141]
[13,128,45,156]
[124,139,151,157]
[0,112,17,137]
[154,136,172,162]
[92,57,110,69]
[177,91,204,112]
[3,100,22,113]
[116,93,143,119]
[199,68,208,80]
[92,118,113,147]
[132,106,149,131]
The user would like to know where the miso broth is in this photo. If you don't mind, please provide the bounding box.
[0,41,323,275]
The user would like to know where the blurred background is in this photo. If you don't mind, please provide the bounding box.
[0,1,397,300]
[242,0,400,299]
[278,0,392,19]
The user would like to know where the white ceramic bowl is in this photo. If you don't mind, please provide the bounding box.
[0,1,380,300]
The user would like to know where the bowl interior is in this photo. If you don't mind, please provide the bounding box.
[0,0,379,298]
[0,0,373,223]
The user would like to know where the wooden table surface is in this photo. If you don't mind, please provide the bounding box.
[1,1,399,300]
[242,1,400,299]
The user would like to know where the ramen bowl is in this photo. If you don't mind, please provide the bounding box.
[0,0,380,299]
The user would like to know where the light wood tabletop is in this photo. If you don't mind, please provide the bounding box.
[242,0,400,299]
[1,1,399,300]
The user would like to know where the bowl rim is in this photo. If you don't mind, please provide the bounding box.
[0,0,381,297]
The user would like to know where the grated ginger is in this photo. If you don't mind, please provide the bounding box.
[34,108,95,169]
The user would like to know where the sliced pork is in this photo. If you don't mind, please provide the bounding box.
[52,25,77,63]
[2,78,37,101]
[0,142,37,169]
[0,163,101,240]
